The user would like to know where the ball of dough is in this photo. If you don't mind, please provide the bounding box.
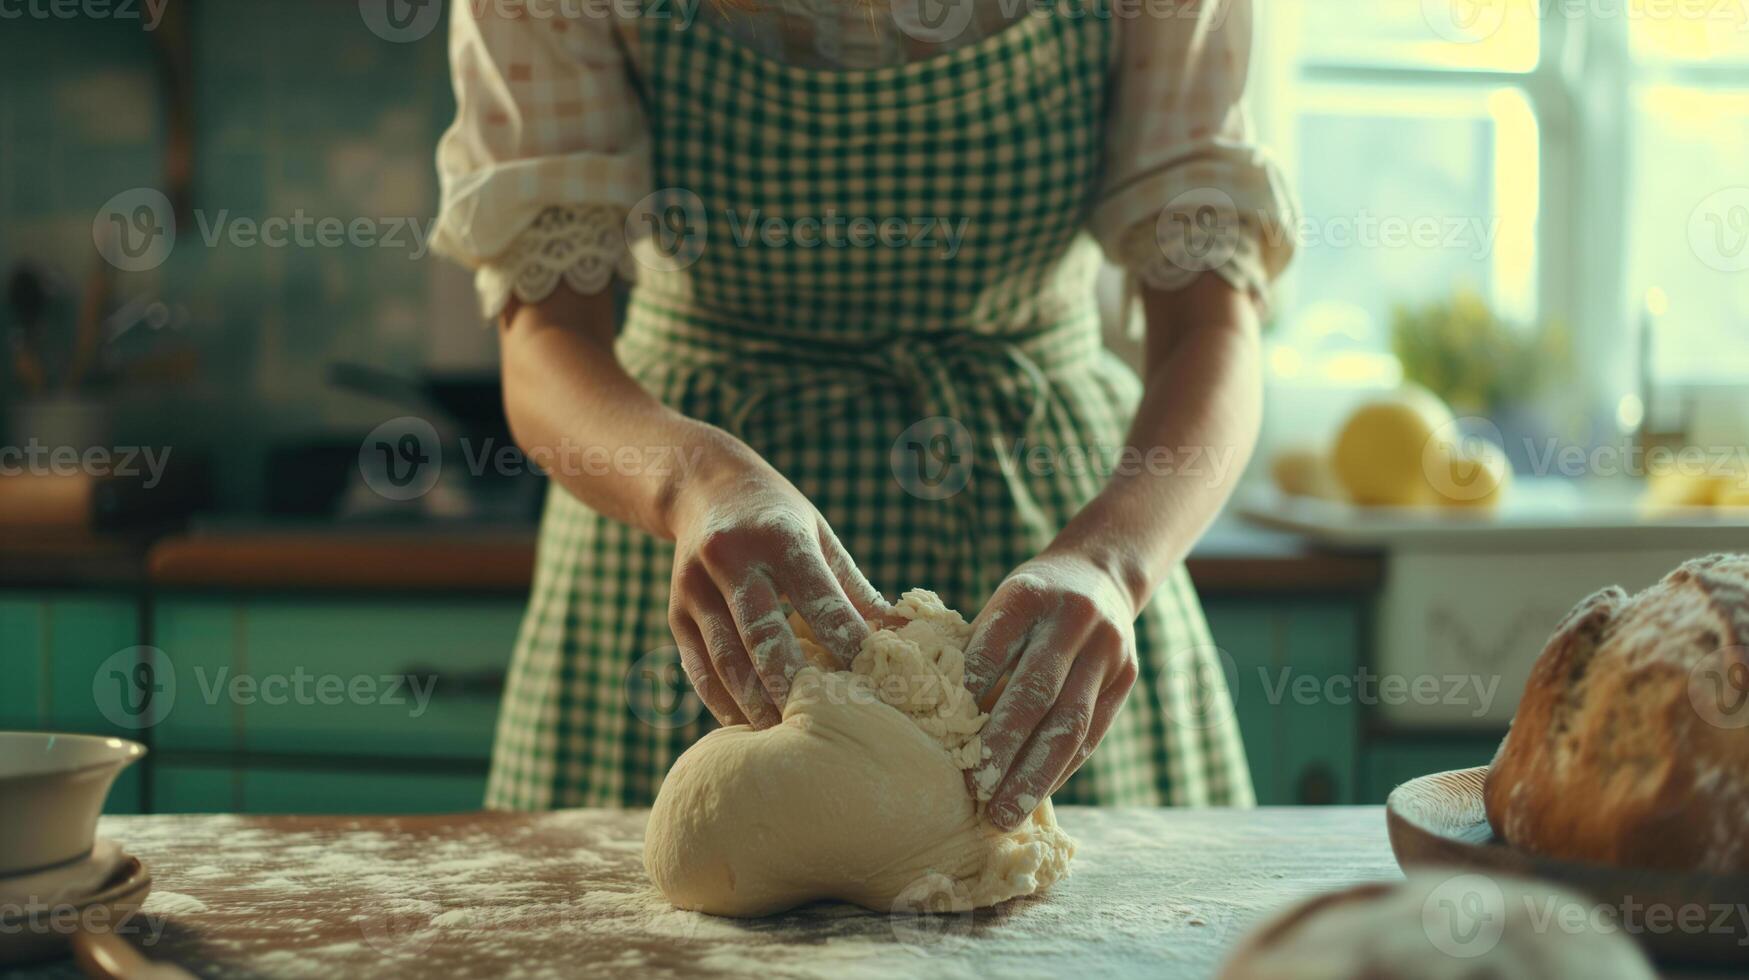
[644,591,1075,917]
[1332,386,1457,507]
[1219,873,1657,980]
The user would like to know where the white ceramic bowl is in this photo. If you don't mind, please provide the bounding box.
[0,733,144,878]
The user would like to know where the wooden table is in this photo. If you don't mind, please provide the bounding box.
[12,806,1710,980]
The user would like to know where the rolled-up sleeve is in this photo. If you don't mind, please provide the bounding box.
[431,3,651,318]
[1091,0,1297,321]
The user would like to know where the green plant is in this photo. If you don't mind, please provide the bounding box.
[1390,288,1569,415]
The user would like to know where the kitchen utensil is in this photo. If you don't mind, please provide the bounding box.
[1387,766,1749,966]
[0,856,152,969]
[0,733,145,878]
[67,235,116,392]
[7,263,52,395]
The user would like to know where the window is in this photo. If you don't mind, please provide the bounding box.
[1258,0,1749,405]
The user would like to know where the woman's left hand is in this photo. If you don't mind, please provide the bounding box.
[963,550,1140,830]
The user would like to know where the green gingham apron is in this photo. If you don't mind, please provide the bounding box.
[484,0,1254,810]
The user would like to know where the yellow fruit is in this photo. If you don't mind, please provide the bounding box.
[1643,471,1726,511]
[1428,439,1511,510]
[1719,485,1749,510]
[1271,448,1345,501]
[1332,387,1456,507]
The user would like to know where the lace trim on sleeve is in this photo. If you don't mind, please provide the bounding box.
[473,204,639,320]
[1111,211,1276,337]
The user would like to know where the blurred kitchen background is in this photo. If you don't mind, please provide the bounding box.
[3,2,1748,815]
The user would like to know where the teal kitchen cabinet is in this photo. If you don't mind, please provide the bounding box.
[0,593,147,813]
[1360,736,1502,803]
[152,598,521,760]
[1204,599,1365,805]
[153,764,485,814]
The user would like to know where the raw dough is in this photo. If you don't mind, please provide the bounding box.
[644,590,1075,917]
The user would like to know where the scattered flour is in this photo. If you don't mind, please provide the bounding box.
[146,892,209,915]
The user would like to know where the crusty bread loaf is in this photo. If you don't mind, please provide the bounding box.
[1219,873,1656,979]
[1485,554,1749,872]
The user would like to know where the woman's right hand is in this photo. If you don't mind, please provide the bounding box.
[664,439,889,729]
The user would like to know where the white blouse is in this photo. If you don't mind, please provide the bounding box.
[431,0,1297,321]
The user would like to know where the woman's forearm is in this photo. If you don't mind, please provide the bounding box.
[1050,274,1264,616]
[498,286,746,540]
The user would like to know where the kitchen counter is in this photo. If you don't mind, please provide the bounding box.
[0,520,1382,596]
[0,530,153,589]
[14,807,1398,980]
[15,806,1727,979]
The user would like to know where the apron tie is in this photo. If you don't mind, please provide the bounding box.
[719,328,1076,446]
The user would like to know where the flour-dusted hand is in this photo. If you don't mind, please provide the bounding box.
[665,442,889,729]
[964,551,1140,830]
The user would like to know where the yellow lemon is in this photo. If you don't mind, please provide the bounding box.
[1718,484,1749,510]
[1428,439,1511,510]
[1332,386,1456,507]
[1271,448,1345,501]
[1642,470,1727,512]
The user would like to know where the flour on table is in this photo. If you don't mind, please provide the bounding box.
[146,892,209,915]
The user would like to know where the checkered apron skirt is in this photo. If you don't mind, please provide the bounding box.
[484,0,1254,810]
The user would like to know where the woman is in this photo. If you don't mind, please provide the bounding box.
[432,0,1294,829]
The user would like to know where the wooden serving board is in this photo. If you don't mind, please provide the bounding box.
[1387,767,1749,967]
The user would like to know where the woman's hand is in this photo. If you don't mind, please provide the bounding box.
[963,550,1140,830]
[665,441,889,729]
